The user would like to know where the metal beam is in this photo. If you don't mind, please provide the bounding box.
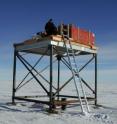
[54,76,73,97]
[12,48,17,104]
[57,55,61,100]
[95,54,97,105]
[56,95,95,100]
[79,55,94,72]
[14,97,49,105]
[49,45,53,112]
[81,78,95,94]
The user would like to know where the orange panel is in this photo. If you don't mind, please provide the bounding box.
[71,26,78,41]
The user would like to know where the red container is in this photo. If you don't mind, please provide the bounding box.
[58,24,95,47]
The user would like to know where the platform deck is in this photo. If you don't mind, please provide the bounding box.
[14,35,97,55]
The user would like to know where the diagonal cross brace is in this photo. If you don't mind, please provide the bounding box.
[18,53,57,91]
[16,48,49,90]
[61,57,95,93]
[16,59,57,91]
[17,53,49,95]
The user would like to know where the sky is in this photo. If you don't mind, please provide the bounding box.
[0,0,117,85]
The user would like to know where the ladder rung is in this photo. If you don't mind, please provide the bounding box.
[67,54,73,57]
[68,49,73,51]
[69,49,75,53]
[63,29,68,32]
[68,48,73,51]
[68,53,74,56]
[69,51,75,54]
[63,35,69,39]
[81,99,88,102]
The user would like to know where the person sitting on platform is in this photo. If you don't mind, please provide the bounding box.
[45,19,58,35]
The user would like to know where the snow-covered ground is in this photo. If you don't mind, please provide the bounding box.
[0,81,117,124]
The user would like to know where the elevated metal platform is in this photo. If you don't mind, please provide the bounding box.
[12,35,98,113]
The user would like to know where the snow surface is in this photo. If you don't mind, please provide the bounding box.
[0,81,117,124]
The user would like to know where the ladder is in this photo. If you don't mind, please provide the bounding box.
[60,24,90,114]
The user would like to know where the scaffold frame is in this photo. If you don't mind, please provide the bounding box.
[12,39,97,112]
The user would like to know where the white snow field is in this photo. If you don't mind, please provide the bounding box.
[0,81,117,124]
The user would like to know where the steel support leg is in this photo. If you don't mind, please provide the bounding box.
[12,47,17,104]
[57,55,61,100]
[49,45,53,112]
[95,54,97,105]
